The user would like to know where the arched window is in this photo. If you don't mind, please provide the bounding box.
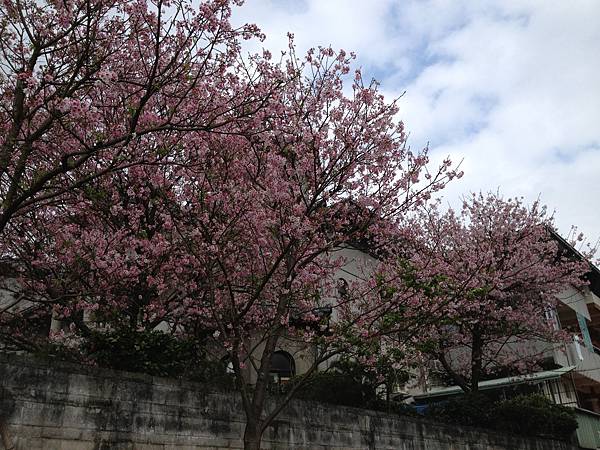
[270,351,295,383]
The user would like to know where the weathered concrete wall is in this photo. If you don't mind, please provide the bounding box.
[0,353,580,450]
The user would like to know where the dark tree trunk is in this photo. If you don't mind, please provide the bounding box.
[243,420,263,450]
[470,327,483,392]
[437,352,471,393]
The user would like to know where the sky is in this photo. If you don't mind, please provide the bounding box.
[231,0,600,248]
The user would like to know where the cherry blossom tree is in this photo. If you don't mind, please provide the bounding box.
[398,193,591,393]
[0,0,275,237]
[158,44,461,448]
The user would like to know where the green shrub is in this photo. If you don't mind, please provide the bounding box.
[424,392,494,428]
[493,394,577,440]
[288,371,376,408]
[285,369,419,416]
[82,328,223,381]
[424,393,577,441]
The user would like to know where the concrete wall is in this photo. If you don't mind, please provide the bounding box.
[0,353,580,450]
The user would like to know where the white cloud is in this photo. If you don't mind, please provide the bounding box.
[231,0,600,245]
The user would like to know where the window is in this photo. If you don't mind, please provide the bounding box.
[270,350,295,384]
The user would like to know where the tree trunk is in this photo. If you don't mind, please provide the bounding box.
[243,421,263,450]
[470,328,483,392]
[437,352,470,393]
